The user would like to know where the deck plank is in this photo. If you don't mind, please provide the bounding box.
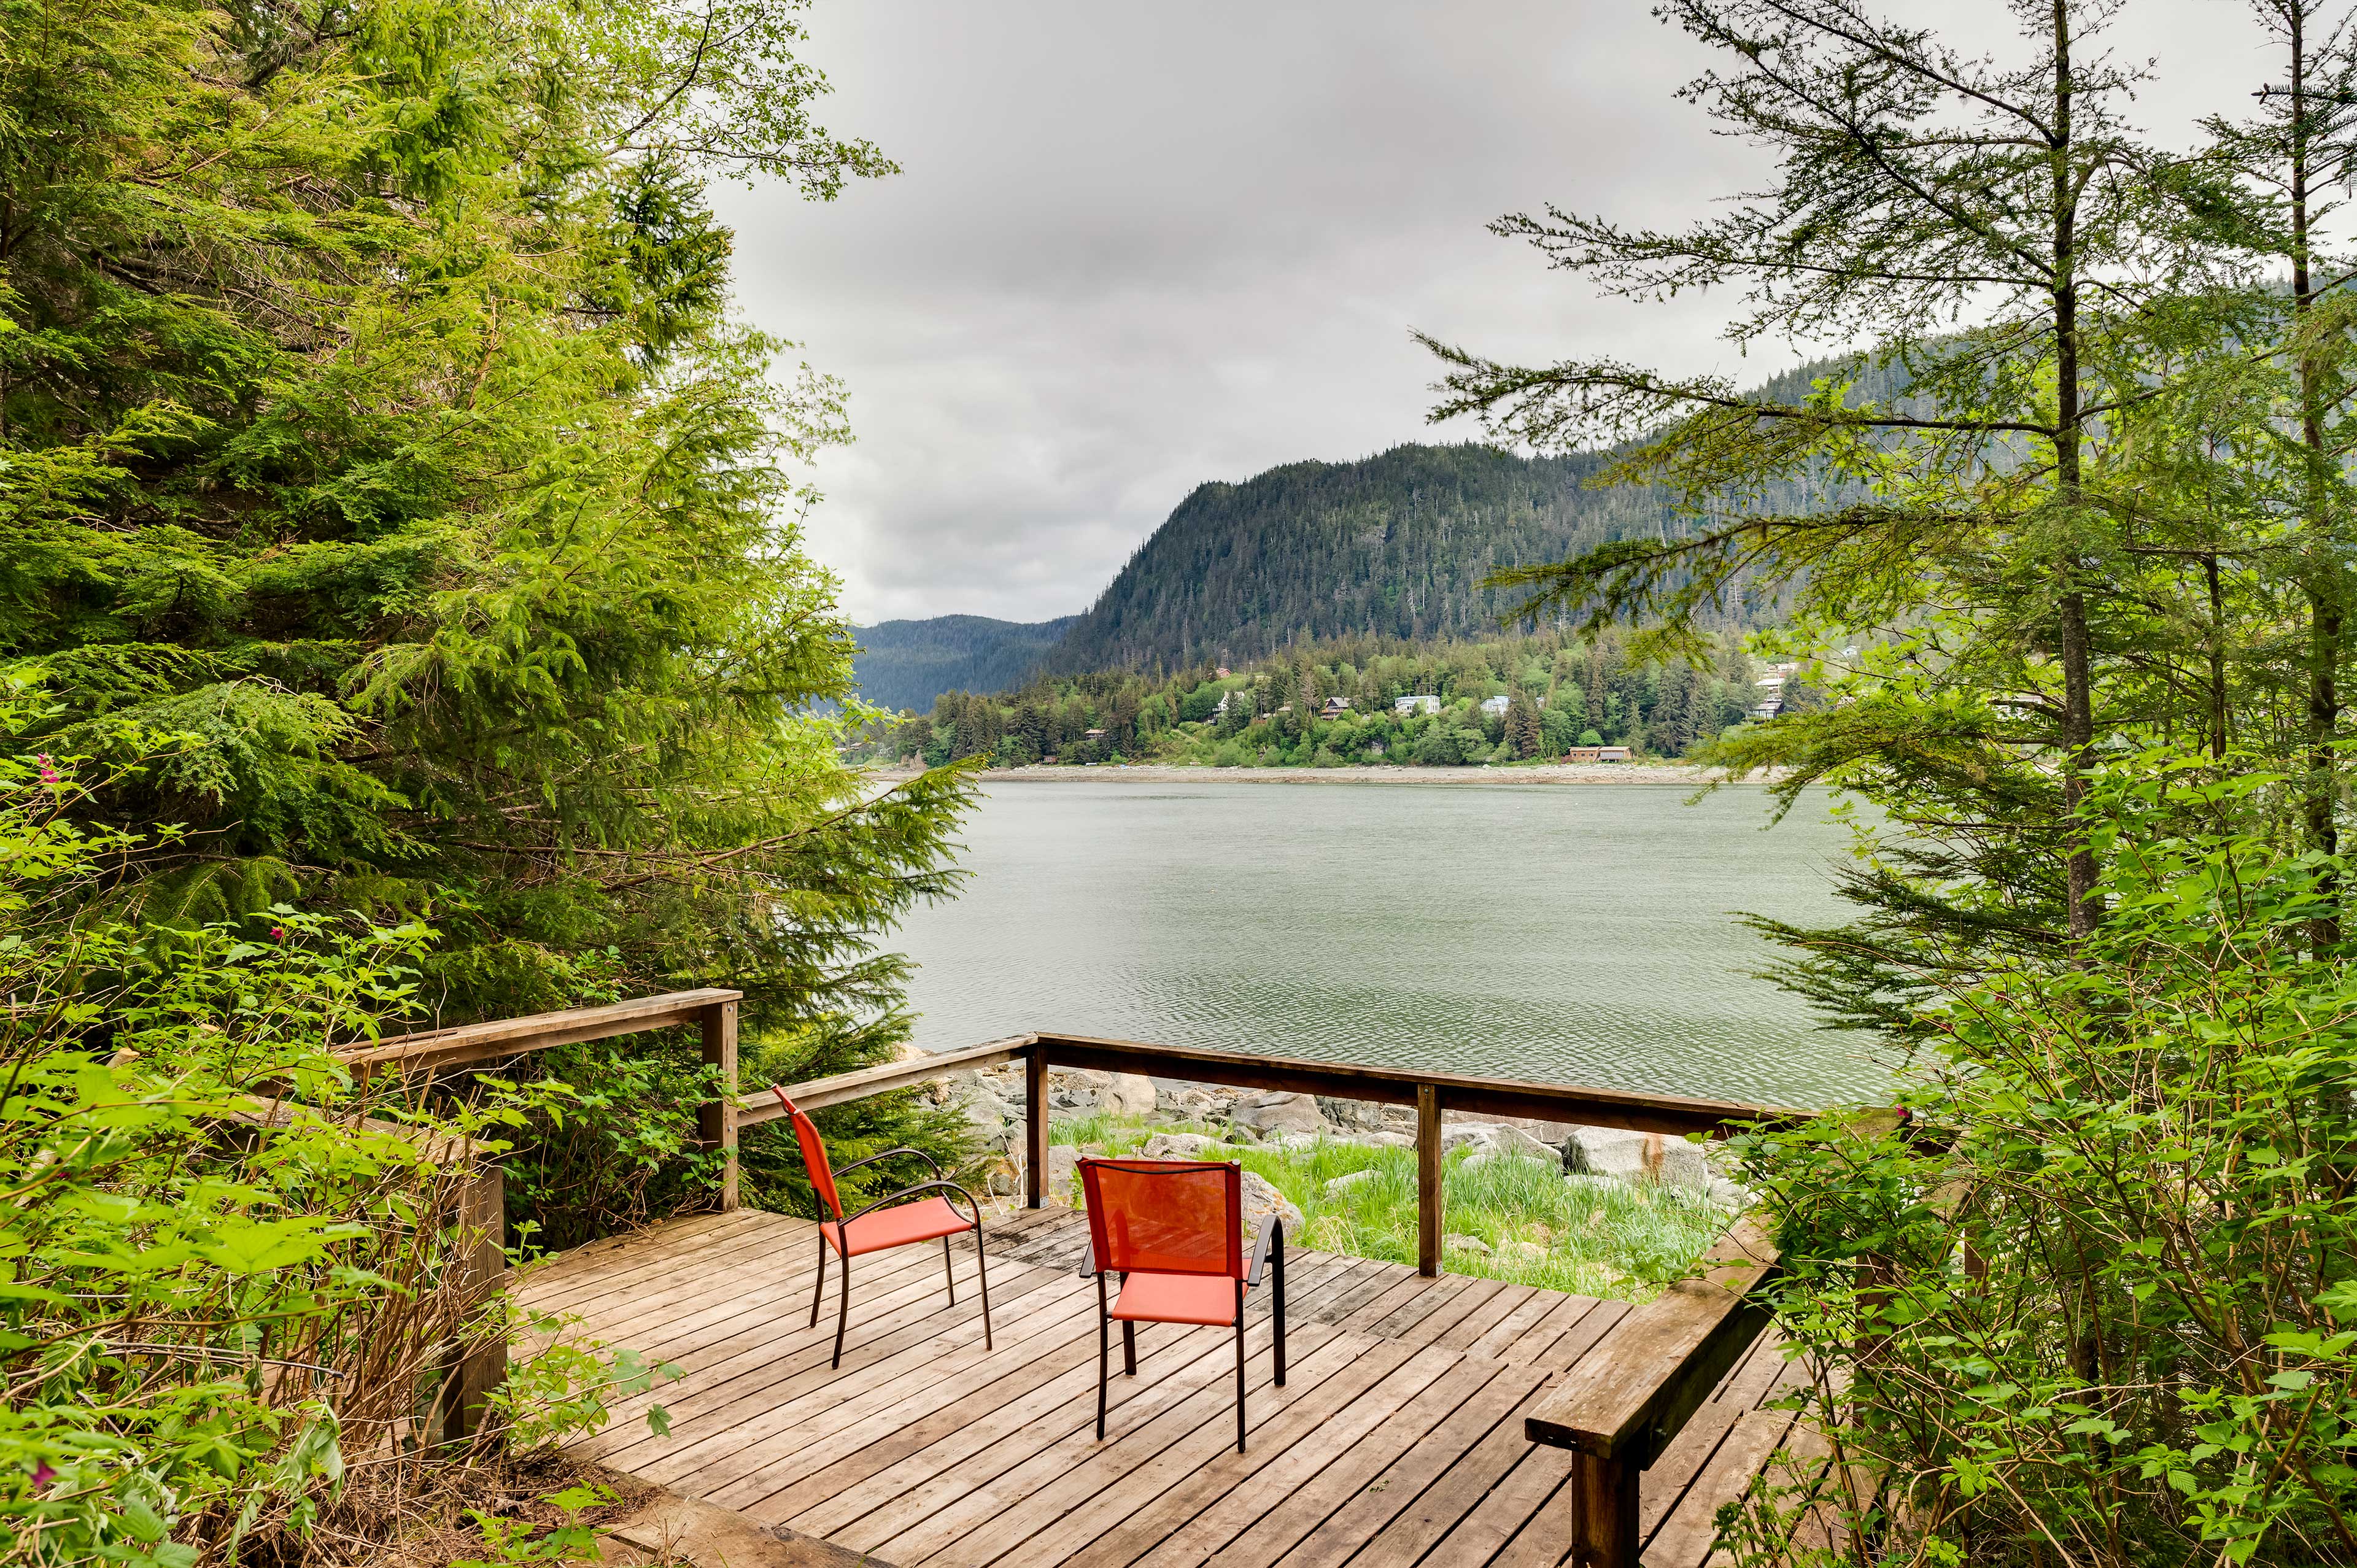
[1343,1367,1554,1566]
[538,1211,1809,1568]
[589,1263,1081,1475]
[1005,1341,1456,1568]
[741,1252,1376,1530]
[619,1270,1089,1488]
[865,1324,1364,1566]
[1055,1343,1473,1568]
[1184,1355,1526,1568]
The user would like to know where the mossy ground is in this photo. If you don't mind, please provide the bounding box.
[1044,1113,1730,1301]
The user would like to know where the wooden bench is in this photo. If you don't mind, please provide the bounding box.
[1522,1218,1782,1567]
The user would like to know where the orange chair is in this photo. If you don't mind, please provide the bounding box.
[1076,1157,1285,1453]
[773,1089,993,1369]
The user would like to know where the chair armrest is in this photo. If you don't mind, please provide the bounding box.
[1076,1238,1096,1277]
[1245,1216,1282,1288]
[834,1146,944,1181]
[840,1178,983,1230]
[1522,1218,1780,1467]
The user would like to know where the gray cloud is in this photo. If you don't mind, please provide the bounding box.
[714,0,2266,624]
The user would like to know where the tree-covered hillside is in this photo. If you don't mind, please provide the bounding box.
[1039,418,1872,675]
[1044,444,1657,671]
[853,614,1077,711]
[857,625,1785,771]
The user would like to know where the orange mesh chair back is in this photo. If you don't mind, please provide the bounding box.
[771,1088,991,1367]
[781,1096,843,1219]
[1082,1160,1241,1279]
[1077,1157,1285,1453]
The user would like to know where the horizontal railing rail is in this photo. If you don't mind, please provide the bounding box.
[762,1028,1816,1278]
[1022,1032,1805,1137]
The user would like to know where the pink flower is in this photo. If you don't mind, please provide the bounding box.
[34,754,57,785]
[30,1461,55,1493]
[270,926,286,941]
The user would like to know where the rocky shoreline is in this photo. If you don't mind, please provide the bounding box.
[871,762,1763,787]
[920,1060,1751,1227]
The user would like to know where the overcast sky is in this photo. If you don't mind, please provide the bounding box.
[716,0,2271,627]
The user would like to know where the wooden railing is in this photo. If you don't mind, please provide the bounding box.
[344,989,742,1441]
[745,1028,1803,1278]
[352,987,1838,1559]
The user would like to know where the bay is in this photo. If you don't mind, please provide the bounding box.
[892,778,1889,1108]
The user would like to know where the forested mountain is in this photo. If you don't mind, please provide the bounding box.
[852,615,1077,711]
[1040,427,1856,675]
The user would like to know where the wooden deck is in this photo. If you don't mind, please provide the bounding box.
[521,1205,1822,1568]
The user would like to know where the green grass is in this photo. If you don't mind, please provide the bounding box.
[1045,1114,1730,1301]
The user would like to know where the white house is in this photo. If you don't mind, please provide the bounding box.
[1394,695,1441,716]
[1479,694,1511,717]
[1751,662,1800,722]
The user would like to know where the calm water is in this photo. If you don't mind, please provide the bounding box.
[893,780,1887,1108]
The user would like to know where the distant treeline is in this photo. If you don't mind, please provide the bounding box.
[858,629,1806,769]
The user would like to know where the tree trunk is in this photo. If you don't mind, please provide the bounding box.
[2052,0,2097,943]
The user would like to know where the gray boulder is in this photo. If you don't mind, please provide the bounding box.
[1567,1126,1711,1189]
[1460,1149,1559,1180]
[1442,1121,1562,1163]
[1140,1132,1222,1159]
[1099,1072,1158,1118]
[1229,1091,1328,1140]
[1240,1170,1304,1236]
[1317,1095,1386,1131]
[1042,1144,1082,1203]
[1320,1168,1380,1200]
[961,1094,1017,1150]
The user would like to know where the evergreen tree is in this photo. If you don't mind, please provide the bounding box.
[1,0,974,1184]
[1424,0,2262,1002]
[1504,688,1544,758]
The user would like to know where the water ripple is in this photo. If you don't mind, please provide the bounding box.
[893,780,1891,1107]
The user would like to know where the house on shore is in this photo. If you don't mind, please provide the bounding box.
[1560,746,1633,763]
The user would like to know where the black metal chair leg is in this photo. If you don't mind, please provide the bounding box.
[1096,1274,1110,1440]
[1121,1319,1137,1375]
[973,1221,994,1351]
[1273,1224,1287,1386]
[832,1251,852,1369]
[809,1232,827,1329]
[943,1234,956,1305]
[1234,1279,1248,1453]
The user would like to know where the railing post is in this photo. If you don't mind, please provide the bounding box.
[441,1160,508,1448]
[1417,1082,1442,1277]
[1569,1451,1639,1567]
[1026,1043,1050,1208]
[699,999,739,1211]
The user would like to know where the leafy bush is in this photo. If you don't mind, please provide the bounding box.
[1729,766,2357,1566]
[0,713,669,1564]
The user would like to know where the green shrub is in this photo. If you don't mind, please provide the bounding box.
[0,709,671,1564]
[1728,765,2357,1566]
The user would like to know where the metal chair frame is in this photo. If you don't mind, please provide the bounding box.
[773,1089,993,1369]
[1077,1158,1286,1453]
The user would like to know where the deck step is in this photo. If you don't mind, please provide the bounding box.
[604,1493,894,1568]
